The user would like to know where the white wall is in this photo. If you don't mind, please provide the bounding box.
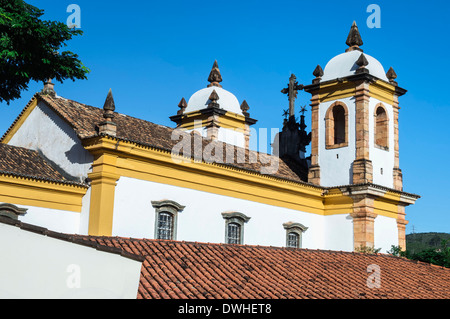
[369,98,395,188]
[374,215,399,253]
[7,101,93,183]
[187,127,245,148]
[318,96,395,188]
[0,222,142,299]
[324,214,354,252]
[2,202,81,235]
[318,96,356,187]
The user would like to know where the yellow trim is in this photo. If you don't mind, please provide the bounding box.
[84,136,326,216]
[373,191,402,218]
[87,153,120,236]
[319,80,355,103]
[0,175,87,212]
[369,80,395,105]
[317,79,397,105]
[82,136,413,235]
[323,188,353,216]
[1,98,39,144]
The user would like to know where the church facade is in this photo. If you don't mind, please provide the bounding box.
[0,22,419,253]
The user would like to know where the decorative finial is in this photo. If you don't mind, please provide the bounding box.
[177,97,187,115]
[312,65,324,83]
[240,100,250,117]
[355,53,369,74]
[98,88,117,136]
[345,21,363,52]
[42,79,56,96]
[386,67,398,85]
[207,60,223,88]
[103,88,115,119]
[208,89,220,108]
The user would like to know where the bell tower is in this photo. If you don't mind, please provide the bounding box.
[170,61,257,148]
[303,21,406,191]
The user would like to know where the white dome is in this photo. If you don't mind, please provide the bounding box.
[185,87,243,115]
[321,50,388,82]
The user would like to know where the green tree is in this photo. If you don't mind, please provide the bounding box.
[0,0,89,104]
[387,240,450,268]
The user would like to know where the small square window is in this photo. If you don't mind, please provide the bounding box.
[222,212,251,245]
[152,200,185,241]
[157,212,173,240]
[283,222,308,249]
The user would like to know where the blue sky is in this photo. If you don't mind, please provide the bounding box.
[1,0,449,234]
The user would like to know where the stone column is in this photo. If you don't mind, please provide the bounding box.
[352,81,373,184]
[350,195,377,249]
[392,94,403,191]
[308,92,321,185]
[396,204,408,251]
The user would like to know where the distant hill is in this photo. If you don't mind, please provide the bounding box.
[406,232,450,254]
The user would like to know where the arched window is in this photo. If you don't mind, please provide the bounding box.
[152,200,185,240]
[374,104,389,149]
[222,211,251,245]
[283,221,308,248]
[325,102,348,149]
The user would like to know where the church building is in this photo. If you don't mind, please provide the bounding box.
[0,22,419,253]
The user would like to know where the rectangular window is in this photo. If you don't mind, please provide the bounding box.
[157,212,173,240]
[287,232,299,248]
[227,222,241,244]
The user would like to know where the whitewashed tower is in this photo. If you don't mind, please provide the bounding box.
[303,21,406,190]
[170,61,257,148]
[303,22,411,250]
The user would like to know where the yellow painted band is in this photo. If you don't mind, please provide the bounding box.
[0,175,86,212]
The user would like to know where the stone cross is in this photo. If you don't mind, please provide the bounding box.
[281,74,303,118]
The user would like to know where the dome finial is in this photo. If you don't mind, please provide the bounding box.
[207,60,223,88]
[177,97,187,115]
[345,21,363,52]
[386,67,398,85]
[207,89,220,108]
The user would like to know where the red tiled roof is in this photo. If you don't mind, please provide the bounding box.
[31,93,309,184]
[77,236,450,299]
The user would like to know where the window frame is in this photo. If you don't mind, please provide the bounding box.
[221,211,251,245]
[374,103,389,151]
[283,222,308,248]
[151,200,185,240]
[325,101,349,149]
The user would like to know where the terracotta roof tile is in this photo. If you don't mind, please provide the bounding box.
[73,236,450,299]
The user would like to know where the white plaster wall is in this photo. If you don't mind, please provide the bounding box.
[318,96,356,187]
[0,222,142,299]
[374,215,399,252]
[112,176,330,249]
[186,127,245,148]
[79,187,92,235]
[369,98,395,188]
[7,101,93,183]
[218,128,245,148]
[3,202,81,235]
